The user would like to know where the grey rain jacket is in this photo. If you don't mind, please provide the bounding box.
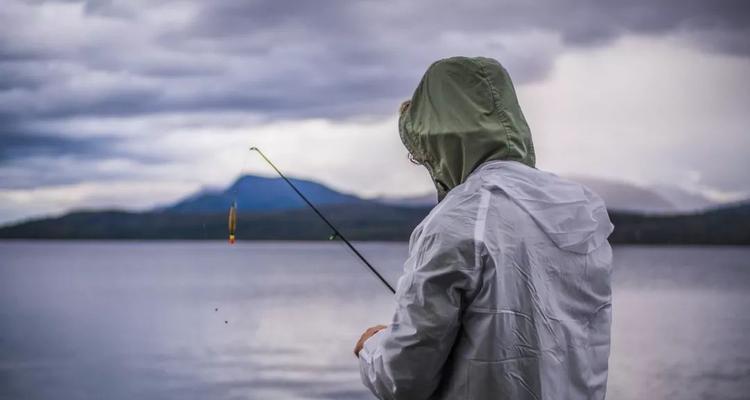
[358,57,614,400]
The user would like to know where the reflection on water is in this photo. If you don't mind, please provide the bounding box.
[0,242,748,400]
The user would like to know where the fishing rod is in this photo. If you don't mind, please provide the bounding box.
[249,146,396,294]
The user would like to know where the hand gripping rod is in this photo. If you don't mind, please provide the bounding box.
[249,147,396,294]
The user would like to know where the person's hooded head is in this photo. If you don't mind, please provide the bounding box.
[399,56,536,201]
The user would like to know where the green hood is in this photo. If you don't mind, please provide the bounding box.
[399,56,535,201]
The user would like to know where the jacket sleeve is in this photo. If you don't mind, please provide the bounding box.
[358,229,477,400]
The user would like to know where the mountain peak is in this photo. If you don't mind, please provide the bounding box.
[166,174,366,214]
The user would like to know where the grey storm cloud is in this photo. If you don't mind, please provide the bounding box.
[0,131,105,162]
[1,0,748,121]
[184,0,750,46]
[0,0,748,193]
[0,127,166,190]
[0,116,161,165]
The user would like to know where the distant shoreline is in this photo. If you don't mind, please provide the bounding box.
[1,202,748,245]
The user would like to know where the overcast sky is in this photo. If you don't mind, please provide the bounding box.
[1,0,749,224]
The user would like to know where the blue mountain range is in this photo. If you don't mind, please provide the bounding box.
[1,173,748,244]
[166,174,369,213]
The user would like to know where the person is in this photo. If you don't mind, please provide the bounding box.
[354,56,614,400]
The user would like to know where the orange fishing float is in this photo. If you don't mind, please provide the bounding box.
[228,201,237,244]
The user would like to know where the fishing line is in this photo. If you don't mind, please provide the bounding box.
[214,150,254,324]
[249,146,396,294]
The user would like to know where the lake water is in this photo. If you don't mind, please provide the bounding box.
[0,241,748,400]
